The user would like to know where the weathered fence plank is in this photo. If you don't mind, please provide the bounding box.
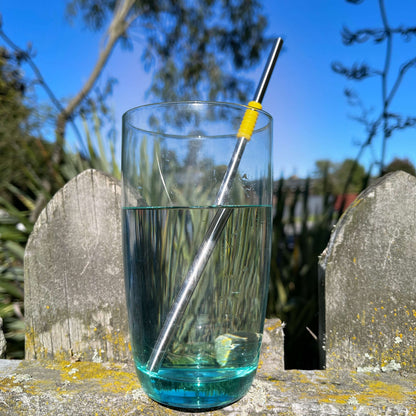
[319,171,416,372]
[24,170,129,362]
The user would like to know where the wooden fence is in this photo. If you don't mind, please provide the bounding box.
[0,169,414,415]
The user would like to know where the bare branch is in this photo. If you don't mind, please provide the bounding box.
[341,26,387,45]
[335,0,416,175]
[386,57,416,106]
[397,25,416,40]
[332,61,378,80]
[385,114,416,138]
[379,0,392,173]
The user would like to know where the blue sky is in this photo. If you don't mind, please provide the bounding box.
[2,0,416,178]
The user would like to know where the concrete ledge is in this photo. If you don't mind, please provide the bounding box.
[1,359,415,415]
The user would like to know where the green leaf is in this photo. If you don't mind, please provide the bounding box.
[0,280,23,300]
[4,241,25,261]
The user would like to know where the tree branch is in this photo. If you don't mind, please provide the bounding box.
[35,0,137,221]
[386,56,416,107]
[335,0,416,176]
[379,0,391,173]
[0,23,84,147]
[54,0,137,165]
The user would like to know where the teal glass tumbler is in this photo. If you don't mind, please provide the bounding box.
[121,101,273,410]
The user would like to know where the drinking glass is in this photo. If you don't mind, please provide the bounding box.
[121,101,273,409]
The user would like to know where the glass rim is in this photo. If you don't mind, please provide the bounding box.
[122,100,272,140]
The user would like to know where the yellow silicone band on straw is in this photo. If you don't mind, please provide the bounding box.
[237,101,263,140]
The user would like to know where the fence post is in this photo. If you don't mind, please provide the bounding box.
[24,169,129,361]
[319,171,416,372]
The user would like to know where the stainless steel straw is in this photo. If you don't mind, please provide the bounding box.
[147,37,284,373]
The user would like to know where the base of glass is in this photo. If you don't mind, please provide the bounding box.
[136,365,257,410]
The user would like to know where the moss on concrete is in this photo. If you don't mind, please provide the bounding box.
[1,360,415,415]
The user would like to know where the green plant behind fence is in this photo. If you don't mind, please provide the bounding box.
[0,205,27,358]
[267,176,335,369]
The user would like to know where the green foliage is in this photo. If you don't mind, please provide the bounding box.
[66,0,118,31]
[312,158,366,195]
[0,207,28,358]
[334,158,366,194]
[61,107,121,182]
[384,157,416,177]
[0,48,45,357]
[0,47,55,206]
[66,0,272,102]
[267,158,377,369]
[267,176,335,369]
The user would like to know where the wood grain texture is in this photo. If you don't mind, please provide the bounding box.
[24,170,129,361]
[320,171,416,372]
